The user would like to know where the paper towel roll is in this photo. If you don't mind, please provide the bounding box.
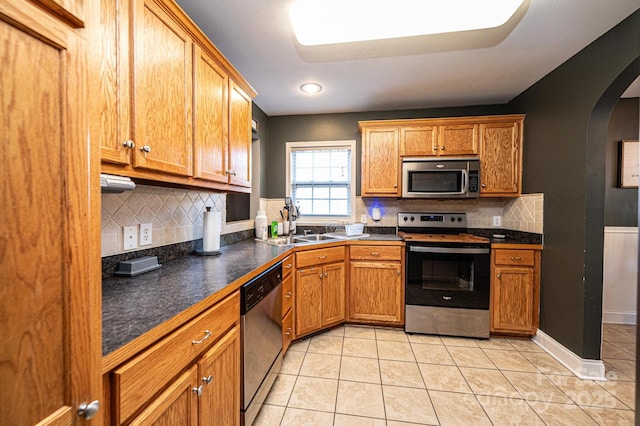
[203,208,221,253]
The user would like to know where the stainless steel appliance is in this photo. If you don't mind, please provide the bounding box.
[241,263,282,425]
[402,158,480,198]
[399,212,491,338]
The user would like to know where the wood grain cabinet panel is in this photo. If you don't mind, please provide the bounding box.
[129,366,199,426]
[349,262,403,325]
[228,81,252,187]
[437,123,478,156]
[0,2,99,424]
[132,0,193,176]
[400,126,438,156]
[361,127,400,196]
[479,120,523,197]
[282,273,294,317]
[282,310,294,354]
[490,249,540,336]
[193,44,229,183]
[322,262,346,326]
[295,267,324,337]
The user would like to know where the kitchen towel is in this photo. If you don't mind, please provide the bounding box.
[202,208,221,253]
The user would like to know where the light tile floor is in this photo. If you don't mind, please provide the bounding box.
[255,324,636,425]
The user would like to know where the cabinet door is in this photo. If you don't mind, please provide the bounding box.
[295,267,323,336]
[193,44,229,183]
[132,0,193,176]
[198,325,240,426]
[282,310,294,355]
[349,262,403,324]
[491,266,535,333]
[228,81,252,187]
[400,126,438,156]
[479,121,521,196]
[322,263,346,326]
[90,0,132,165]
[129,367,199,426]
[361,127,400,196]
[1,3,99,424]
[438,124,478,156]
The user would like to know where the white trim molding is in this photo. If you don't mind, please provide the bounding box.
[533,329,606,381]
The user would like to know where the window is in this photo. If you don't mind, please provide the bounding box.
[286,140,356,221]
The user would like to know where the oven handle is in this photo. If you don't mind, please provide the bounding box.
[409,246,490,255]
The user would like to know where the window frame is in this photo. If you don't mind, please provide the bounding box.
[285,140,357,224]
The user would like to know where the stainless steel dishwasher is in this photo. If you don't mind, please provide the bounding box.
[240,262,282,426]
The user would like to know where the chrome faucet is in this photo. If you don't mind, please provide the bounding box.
[284,197,298,238]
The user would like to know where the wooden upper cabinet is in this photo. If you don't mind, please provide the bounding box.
[438,123,478,156]
[193,44,229,184]
[228,81,252,188]
[31,0,85,27]
[400,126,438,156]
[1,1,99,424]
[479,119,523,197]
[91,0,132,166]
[361,127,400,196]
[132,0,193,176]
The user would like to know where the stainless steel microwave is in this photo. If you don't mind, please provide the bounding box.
[402,158,480,198]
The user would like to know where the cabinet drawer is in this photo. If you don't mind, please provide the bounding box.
[296,246,345,269]
[494,249,535,266]
[282,254,294,278]
[282,309,294,354]
[282,273,293,315]
[350,245,401,261]
[112,292,239,424]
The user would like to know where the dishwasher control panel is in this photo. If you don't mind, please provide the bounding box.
[241,263,282,313]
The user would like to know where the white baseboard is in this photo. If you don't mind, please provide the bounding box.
[602,311,637,325]
[533,329,606,381]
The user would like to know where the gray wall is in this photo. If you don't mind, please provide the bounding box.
[605,98,639,226]
[508,10,640,359]
[265,105,506,199]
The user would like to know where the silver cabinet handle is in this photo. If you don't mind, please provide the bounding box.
[140,145,151,153]
[324,272,328,278]
[284,263,293,269]
[192,385,203,396]
[318,255,327,259]
[284,327,293,335]
[202,375,213,385]
[370,252,380,256]
[397,270,401,276]
[319,273,324,279]
[482,183,487,188]
[123,140,135,149]
[510,256,522,261]
[285,291,292,298]
[191,330,212,345]
[497,273,502,279]
[441,145,446,150]
[77,400,100,420]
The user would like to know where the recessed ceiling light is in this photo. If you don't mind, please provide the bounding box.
[290,0,525,46]
[300,83,323,94]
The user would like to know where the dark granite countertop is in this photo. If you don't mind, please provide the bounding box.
[102,239,290,356]
[102,234,402,357]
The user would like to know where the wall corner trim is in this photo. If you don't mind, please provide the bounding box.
[533,329,606,381]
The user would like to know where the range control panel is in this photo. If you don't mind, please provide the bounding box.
[397,212,467,229]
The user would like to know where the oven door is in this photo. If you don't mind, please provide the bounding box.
[405,245,490,310]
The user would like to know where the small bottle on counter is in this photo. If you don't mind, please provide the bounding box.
[271,221,278,238]
[255,210,267,239]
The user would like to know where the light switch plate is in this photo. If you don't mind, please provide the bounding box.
[123,225,138,250]
[140,223,152,246]
[492,216,502,227]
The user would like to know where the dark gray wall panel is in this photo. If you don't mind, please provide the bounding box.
[508,10,640,359]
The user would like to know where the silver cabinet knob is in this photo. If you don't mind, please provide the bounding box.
[123,140,135,149]
[140,145,151,153]
[77,400,100,420]
[441,146,446,150]
[192,385,203,396]
[202,375,213,385]
[481,183,486,188]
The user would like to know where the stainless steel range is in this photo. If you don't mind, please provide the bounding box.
[398,212,491,338]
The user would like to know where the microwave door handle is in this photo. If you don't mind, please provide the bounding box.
[461,170,468,194]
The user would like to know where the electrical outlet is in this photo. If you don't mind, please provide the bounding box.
[123,225,138,250]
[360,214,367,224]
[140,223,152,246]
[492,216,502,227]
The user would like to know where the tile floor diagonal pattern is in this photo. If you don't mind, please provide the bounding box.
[254,324,636,426]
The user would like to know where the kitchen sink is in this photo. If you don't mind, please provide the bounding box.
[257,233,341,247]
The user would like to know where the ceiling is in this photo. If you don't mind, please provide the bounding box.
[176,0,640,116]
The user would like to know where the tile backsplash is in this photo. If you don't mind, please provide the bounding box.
[262,193,544,234]
[101,185,252,257]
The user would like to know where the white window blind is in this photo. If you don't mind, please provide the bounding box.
[290,147,352,217]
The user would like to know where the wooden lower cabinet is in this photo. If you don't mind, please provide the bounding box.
[295,252,346,338]
[281,254,295,354]
[129,324,240,426]
[348,245,404,325]
[490,248,541,336]
[129,367,199,426]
